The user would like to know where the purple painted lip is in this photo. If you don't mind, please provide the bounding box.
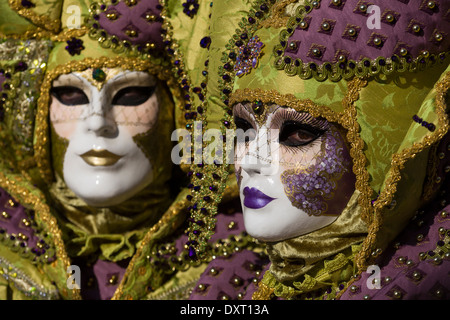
[243,187,276,209]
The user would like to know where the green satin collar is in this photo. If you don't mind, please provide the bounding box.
[48,175,173,262]
[265,190,367,287]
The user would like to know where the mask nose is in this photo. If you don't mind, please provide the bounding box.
[85,91,118,137]
[237,128,280,176]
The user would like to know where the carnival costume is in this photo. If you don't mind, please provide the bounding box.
[0,0,267,300]
[187,0,450,300]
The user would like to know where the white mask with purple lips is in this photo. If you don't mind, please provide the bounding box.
[233,103,356,242]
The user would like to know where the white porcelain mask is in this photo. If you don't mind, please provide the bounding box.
[49,69,160,207]
[233,103,356,242]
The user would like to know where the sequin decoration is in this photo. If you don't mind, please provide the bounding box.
[281,127,350,216]
[65,37,85,56]
[234,35,264,78]
[182,0,199,18]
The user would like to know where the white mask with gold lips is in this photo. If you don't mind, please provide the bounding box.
[50,69,159,207]
[233,103,356,242]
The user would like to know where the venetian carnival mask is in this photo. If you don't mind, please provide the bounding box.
[234,102,356,242]
[49,68,161,207]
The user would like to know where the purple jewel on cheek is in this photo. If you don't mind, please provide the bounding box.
[280,127,355,216]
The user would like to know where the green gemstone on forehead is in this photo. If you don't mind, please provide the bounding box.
[252,100,264,115]
[92,68,106,82]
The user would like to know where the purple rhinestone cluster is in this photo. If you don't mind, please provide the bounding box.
[65,37,85,56]
[234,35,264,77]
[182,0,199,18]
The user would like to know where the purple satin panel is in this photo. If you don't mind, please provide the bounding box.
[98,0,164,50]
[0,187,53,261]
[76,258,128,300]
[339,204,450,300]
[285,0,450,63]
[189,205,270,300]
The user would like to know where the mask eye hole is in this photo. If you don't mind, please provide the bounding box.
[112,86,155,106]
[234,116,257,143]
[279,121,325,147]
[51,86,89,106]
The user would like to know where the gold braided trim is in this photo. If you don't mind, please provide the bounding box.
[0,26,88,42]
[8,0,61,34]
[252,280,275,300]
[356,71,450,270]
[111,196,189,300]
[111,181,241,300]
[34,56,181,184]
[0,170,81,300]
[259,0,298,29]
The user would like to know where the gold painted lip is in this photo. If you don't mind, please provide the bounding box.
[80,149,122,166]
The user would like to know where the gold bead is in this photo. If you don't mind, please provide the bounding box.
[439,227,445,234]
[232,276,243,286]
[413,24,421,33]
[108,274,118,285]
[125,29,138,37]
[434,289,443,298]
[146,14,157,22]
[348,28,357,37]
[416,234,424,241]
[359,4,367,12]
[386,14,395,23]
[209,267,218,276]
[432,256,442,265]
[384,276,392,284]
[427,1,436,9]
[397,256,406,264]
[299,21,308,29]
[350,285,358,293]
[106,12,118,20]
[399,48,408,56]
[332,0,341,5]
[363,295,370,300]
[435,176,442,183]
[312,48,321,56]
[1,211,10,219]
[373,37,382,46]
[197,284,207,291]
[439,152,445,159]
[421,50,430,58]
[412,271,422,280]
[406,259,414,266]
[440,210,448,218]
[393,290,402,299]
[435,33,443,42]
[22,218,30,227]
[321,22,331,31]
[312,1,320,8]
[227,221,236,230]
